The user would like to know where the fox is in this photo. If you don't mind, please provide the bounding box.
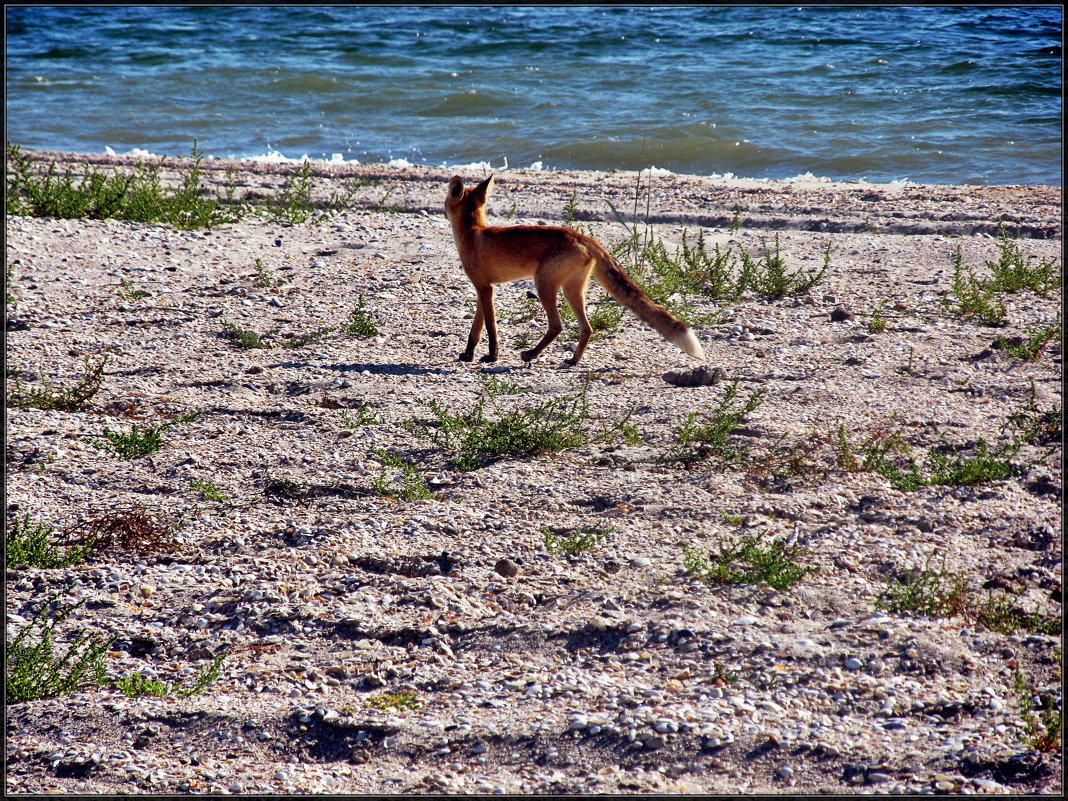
[444,175,705,367]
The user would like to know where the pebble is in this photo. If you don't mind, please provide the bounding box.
[494,558,519,578]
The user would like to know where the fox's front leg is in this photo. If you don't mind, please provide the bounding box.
[459,301,484,362]
[460,285,498,363]
[478,286,499,362]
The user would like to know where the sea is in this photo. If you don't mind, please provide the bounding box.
[4,5,1062,186]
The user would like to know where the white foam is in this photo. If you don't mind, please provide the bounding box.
[387,157,415,168]
[104,145,163,160]
[639,165,674,178]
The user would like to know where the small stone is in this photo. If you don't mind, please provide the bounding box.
[662,365,727,387]
[830,305,855,322]
[844,657,863,670]
[630,557,652,568]
[642,734,667,751]
[494,558,519,578]
[777,765,794,780]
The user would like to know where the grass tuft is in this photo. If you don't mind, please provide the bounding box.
[6,355,108,411]
[6,596,111,704]
[370,449,434,501]
[543,522,612,555]
[5,513,93,569]
[683,536,818,590]
[671,380,765,464]
[406,376,592,471]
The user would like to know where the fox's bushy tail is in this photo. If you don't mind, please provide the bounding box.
[591,244,705,360]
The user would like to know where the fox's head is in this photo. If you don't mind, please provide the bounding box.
[445,175,494,228]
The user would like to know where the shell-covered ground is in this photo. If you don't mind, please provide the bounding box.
[5,154,1062,794]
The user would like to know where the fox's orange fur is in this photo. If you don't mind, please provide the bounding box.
[444,175,705,366]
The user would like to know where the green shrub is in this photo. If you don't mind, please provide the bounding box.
[6,597,111,704]
[6,141,226,229]
[671,380,765,464]
[543,522,612,555]
[683,536,818,590]
[406,377,591,471]
[86,411,201,460]
[5,514,92,569]
[371,449,433,501]
[222,320,267,349]
[985,227,1061,298]
[341,295,379,338]
[365,690,421,711]
[6,355,108,411]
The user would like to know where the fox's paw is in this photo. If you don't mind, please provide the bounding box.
[479,353,498,364]
[519,349,537,363]
[561,358,579,368]
[458,351,475,362]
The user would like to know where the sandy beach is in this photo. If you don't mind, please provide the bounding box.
[5,152,1062,794]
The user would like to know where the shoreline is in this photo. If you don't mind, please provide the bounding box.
[13,148,1065,241]
[5,151,1062,795]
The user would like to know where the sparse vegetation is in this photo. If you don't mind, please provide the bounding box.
[116,653,226,698]
[985,226,1062,298]
[867,302,888,334]
[879,554,1059,635]
[371,449,434,501]
[86,411,201,460]
[948,232,1061,327]
[365,690,421,711]
[64,505,180,555]
[253,257,279,288]
[7,140,226,229]
[682,536,818,591]
[834,421,1024,491]
[406,376,592,471]
[117,277,150,300]
[543,522,612,555]
[1013,667,1062,753]
[671,380,766,464]
[6,596,111,704]
[6,355,108,411]
[341,402,383,428]
[5,513,93,569]
[191,477,229,503]
[222,320,267,349]
[1002,380,1061,447]
[263,160,315,224]
[341,295,380,338]
[282,325,336,350]
[995,320,1061,362]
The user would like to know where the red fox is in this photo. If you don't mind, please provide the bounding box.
[444,175,705,366]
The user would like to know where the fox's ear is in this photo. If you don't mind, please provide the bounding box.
[472,174,494,201]
[448,176,464,198]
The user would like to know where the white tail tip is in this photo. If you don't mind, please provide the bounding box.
[677,328,705,360]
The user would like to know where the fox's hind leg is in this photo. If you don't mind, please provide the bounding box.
[520,270,564,363]
[560,274,593,366]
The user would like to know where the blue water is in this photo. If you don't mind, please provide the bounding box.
[5,5,1062,185]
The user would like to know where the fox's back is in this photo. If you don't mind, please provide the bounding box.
[475,224,594,266]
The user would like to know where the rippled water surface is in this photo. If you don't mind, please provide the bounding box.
[5,6,1062,184]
